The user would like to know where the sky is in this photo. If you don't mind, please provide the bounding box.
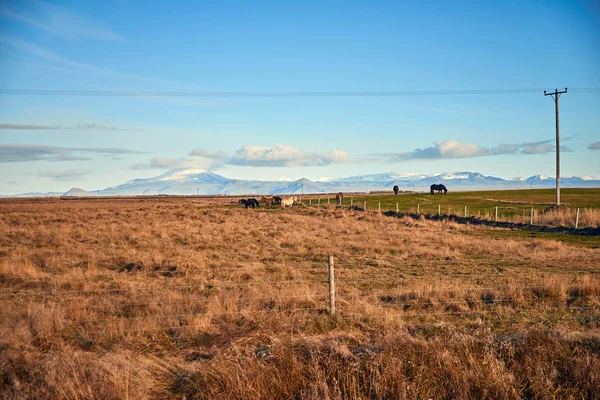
[0,0,599,194]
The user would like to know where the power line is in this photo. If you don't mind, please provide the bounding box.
[0,87,597,98]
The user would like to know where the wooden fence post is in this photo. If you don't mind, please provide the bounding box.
[530,207,534,225]
[438,204,441,216]
[350,198,353,206]
[309,199,312,205]
[417,204,420,215]
[328,255,335,317]
[328,198,330,205]
[378,202,381,212]
[396,203,399,213]
[364,201,367,210]
[495,206,498,222]
[575,208,580,229]
[464,206,467,217]
[318,198,320,206]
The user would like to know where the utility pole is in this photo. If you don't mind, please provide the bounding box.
[544,88,567,206]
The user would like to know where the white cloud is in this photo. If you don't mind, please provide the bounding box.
[229,145,350,167]
[130,156,217,170]
[131,144,351,170]
[189,148,228,159]
[368,138,572,163]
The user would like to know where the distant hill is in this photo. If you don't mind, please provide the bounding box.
[3,169,600,197]
[62,188,94,197]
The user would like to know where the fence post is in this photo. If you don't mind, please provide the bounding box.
[530,207,534,225]
[328,198,330,205]
[318,198,320,206]
[309,199,312,206]
[378,201,381,212]
[396,203,399,213]
[328,255,335,317]
[464,206,467,217]
[438,204,441,216]
[417,204,420,215]
[364,201,367,210]
[350,198,353,206]
[495,206,498,222]
[575,208,580,229]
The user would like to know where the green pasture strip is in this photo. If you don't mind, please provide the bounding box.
[300,188,600,219]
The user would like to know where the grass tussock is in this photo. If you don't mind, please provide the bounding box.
[1,197,599,399]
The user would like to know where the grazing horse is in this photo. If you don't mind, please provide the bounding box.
[238,198,259,208]
[430,184,448,194]
[393,185,399,195]
[261,196,275,208]
[280,197,295,208]
[336,192,344,204]
[273,196,282,205]
[238,199,251,208]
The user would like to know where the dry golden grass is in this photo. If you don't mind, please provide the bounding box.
[1,198,599,399]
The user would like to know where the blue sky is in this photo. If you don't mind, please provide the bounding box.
[1,0,599,194]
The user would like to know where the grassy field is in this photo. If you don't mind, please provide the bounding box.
[302,188,600,228]
[1,193,599,399]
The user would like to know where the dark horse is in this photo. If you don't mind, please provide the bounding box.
[273,196,282,205]
[430,184,448,194]
[393,185,399,195]
[336,192,343,204]
[239,198,259,208]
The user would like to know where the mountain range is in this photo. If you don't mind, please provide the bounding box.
[4,169,600,197]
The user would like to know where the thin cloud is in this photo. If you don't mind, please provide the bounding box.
[131,145,351,170]
[367,139,571,163]
[0,36,182,86]
[229,145,350,167]
[0,3,121,41]
[189,148,228,159]
[38,169,91,181]
[0,144,143,163]
[0,122,136,131]
[589,141,600,150]
[130,156,218,170]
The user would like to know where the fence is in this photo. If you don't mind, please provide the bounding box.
[299,197,599,229]
[4,255,599,338]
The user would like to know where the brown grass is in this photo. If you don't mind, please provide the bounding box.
[1,198,599,399]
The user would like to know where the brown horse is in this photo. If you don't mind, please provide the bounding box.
[261,196,275,208]
[393,185,399,195]
[336,192,344,204]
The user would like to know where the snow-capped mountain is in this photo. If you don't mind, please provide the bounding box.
[91,170,600,196]
[3,169,600,197]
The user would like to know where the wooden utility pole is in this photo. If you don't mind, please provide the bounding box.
[544,88,567,206]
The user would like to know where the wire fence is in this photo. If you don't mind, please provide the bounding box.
[3,255,599,340]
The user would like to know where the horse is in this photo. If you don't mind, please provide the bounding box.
[238,198,259,208]
[273,196,282,205]
[430,184,448,194]
[280,197,295,208]
[335,192,343,204]
[238,199,251,208]
[393,185,399,195]
[261,196,275,208]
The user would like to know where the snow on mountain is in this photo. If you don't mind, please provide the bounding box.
[4,169,600,197]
